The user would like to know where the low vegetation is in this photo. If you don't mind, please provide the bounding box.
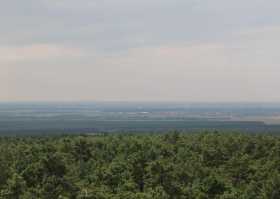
[1,132,280,198]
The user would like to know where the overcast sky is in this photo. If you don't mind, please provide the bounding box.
[1,0,280,102]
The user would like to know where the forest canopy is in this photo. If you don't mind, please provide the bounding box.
[1,132,280,198]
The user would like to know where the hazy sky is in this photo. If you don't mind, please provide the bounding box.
[1,0,280,102]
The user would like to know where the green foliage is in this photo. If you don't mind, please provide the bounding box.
[1,132,280,198]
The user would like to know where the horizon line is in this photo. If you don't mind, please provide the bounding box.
[0,100,280,104]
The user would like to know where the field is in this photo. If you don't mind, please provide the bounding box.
[1,102,280,135]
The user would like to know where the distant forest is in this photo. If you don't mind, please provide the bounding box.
[1,132,280,198]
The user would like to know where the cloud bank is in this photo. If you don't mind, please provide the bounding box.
[1,0,280,102]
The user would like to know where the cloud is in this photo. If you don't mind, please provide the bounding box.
[1,0,280,101]
[0,44,84,62]
[2,0,280,51]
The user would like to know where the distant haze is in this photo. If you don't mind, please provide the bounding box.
[1,0,280,102]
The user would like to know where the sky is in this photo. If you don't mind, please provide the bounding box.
[1,0,280,102]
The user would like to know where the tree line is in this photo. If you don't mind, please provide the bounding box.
[1,132,280,198]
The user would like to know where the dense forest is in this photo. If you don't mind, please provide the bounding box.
[1,132,280,198]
